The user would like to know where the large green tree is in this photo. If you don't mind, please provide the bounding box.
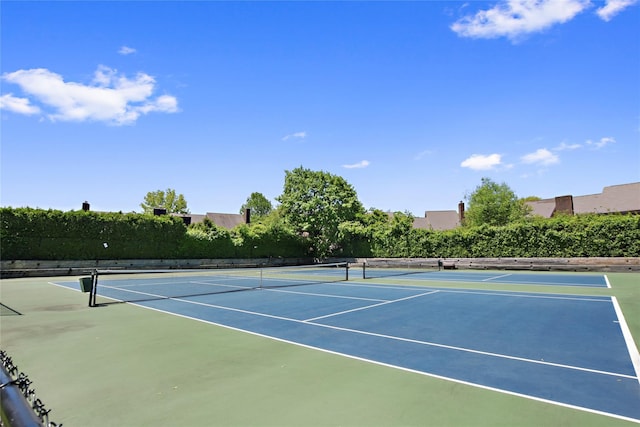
[140,188,189,214]
[276,167,364,258]
[239,192,273,220]
[464,177,530,227]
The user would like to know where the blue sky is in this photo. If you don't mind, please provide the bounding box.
[2,0,639,216]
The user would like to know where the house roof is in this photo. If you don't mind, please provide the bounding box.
[205,213,245,229]
[573,182,640,214]
[175,212,245,229]
[420,210,460,230]
[526,182,640,217]
[412,217,430,229]
[174,182,638,230]
[527,199,556,217]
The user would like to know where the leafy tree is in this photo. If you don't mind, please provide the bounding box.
[239,192,273,219]
[360,208,391,228]
[140,188,189,214]
[464,177,530,227]
[389,211,415,256]
[276,167,364,258]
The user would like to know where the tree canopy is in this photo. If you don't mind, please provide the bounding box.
[140,188,189,214]
[239,192,273,219]
[276,167,364,258]
[464,177,530,227]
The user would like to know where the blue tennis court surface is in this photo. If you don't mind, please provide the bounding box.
[53,270,639,423]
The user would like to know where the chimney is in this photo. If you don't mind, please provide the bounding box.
[554,195,574,216]
[244,208,251,224]
[82,201,90,211]
[458,201,465,224]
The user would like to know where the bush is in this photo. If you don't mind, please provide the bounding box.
[1,207,638,260]
[1,208,186,260]
[338,213,640,258]
[178,220,309,259]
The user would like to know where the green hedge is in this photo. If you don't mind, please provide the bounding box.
[336,214,640,258]
[178,222,309,259]
[1,208,638,260]
[335,214,639,258]
[1,208,186,260]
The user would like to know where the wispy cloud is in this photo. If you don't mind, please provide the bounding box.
[414,149,434,161]
[118,46,137,55]
[554,141,582,151]
[450,0,590,41]
[0,94,40,115]
[1,66,179,125]
[282,131,307,141]
[586,136,616,149]
[460,154,502,170]
[521,148,559,165]
[597,0,639,21]
[552,137,615,152]
[343,160,370,169]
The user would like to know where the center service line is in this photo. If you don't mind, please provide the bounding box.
[482,273,513,282]
[304,290,440,322]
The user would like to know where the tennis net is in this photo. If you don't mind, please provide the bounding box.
[362,259,440,279]
[88,262,349,305]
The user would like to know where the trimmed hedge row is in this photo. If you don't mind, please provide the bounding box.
[180,222,308,259]
[0,208,309,260]
[1,208,186,260]
[1,208,639,260]
[337,214,640,258]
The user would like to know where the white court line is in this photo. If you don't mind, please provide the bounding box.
[441,288,610,303]
[612,296,640,385]
[376,274,608,288]
[482,273,513,282]
[93,281,256,299]
[92,275,252,289]
[48,279,639,423]
[67,279,632,380]
[151,293,635,381]
[264,287,386,302]
[339,281,611,303]
[131,302,640,425]
[304,290,439,322]
[605,275,612,288]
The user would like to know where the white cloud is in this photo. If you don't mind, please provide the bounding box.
[1,66,178,125]
[521,148,559,165]
[118,46,137,55]
[586,136,616,149]
[343,160,370,169]
[451,0,590,41]
[414,149,434,160]
[282,131,307,141]
[0,94,40,115]
[597,0,639,21]
[460,153,502,170]
[554,141,582,151]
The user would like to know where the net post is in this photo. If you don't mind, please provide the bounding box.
[362,262,366,279]
[90,270,98,307]
[345,263,349,281]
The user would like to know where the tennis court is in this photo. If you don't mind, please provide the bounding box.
[50,266,640,424]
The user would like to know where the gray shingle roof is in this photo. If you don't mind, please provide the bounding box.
[420,210,461,230]
[205,213,245,229]
[176,182,638,230]
[526,182,640,217]
[573,183,640,214]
